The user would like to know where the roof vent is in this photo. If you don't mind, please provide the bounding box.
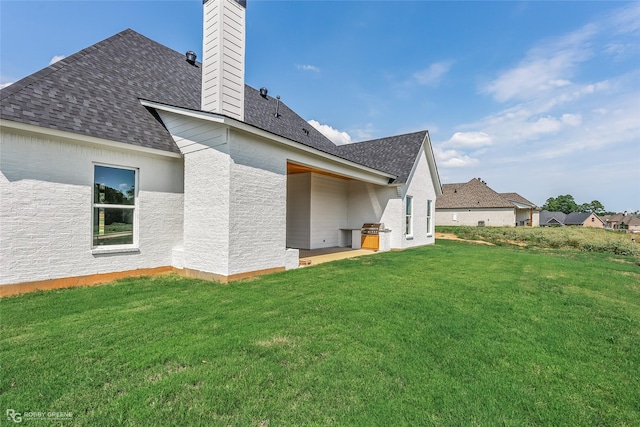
[274,95,281,118]
[185,51,197,65]
[259,87,268,98]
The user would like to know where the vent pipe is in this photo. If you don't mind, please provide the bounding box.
[185,51,197,65]
[274,95,281,118]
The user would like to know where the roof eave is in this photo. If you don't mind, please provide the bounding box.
[140,99,398,183]
[0,118,182,159]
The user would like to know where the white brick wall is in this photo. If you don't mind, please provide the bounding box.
[0,130,184,286]
[397,145,437,248]
[182,148,231,274]
[157,114,290,276]
[228,130,287,275]
[157,111,232,276]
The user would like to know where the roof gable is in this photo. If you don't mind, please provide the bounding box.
[335,131,426,184]
[540,210,567,225]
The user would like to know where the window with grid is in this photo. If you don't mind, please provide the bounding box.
[406,196,413,237]
[93,165,137,247]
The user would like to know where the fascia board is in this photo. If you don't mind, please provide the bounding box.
[0,119,182,159]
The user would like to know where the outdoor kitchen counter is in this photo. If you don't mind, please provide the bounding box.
[339,228,362,249]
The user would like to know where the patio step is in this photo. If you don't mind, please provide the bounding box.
[299,259,312,267]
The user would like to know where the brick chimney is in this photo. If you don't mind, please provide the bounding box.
[201,0,246,121]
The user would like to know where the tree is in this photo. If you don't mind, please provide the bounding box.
[542,195,579,214]
[543,195,607,215]
[581,200,605,214]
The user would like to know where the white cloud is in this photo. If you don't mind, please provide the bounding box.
[49,55,66,65]
[350,123,376,141]
[412,60,453,87]
[561,113,582,127]
[433,146,479,168]
[482,26,596,102]
[0,82,13,89]
[297,64,320,72]
[308,120,353,145]
[608,2,640,35]
[470,75,620,145]
[444,131,492,148]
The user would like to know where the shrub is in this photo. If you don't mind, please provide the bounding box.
[436,226,639,258]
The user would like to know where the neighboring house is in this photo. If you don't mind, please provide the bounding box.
[601,213,640,233]
[564,212,605,228]
[435,178,539,227]
[540,211,605,228]
[0,0,442,293]
[539,211,567,227]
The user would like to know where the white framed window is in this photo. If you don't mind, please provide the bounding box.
[426,199,433,236]
[405,195,413,237]
[92,164,138,249]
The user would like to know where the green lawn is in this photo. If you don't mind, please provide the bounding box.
[1,240,639,426]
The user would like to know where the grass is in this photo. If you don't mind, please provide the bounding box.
[437,225,640,258]
[1,240,639,426]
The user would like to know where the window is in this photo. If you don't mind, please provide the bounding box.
[426,199,433,235]
[405,196,413,237]
[93,165,137,247]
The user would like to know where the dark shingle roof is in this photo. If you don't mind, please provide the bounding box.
[1,29,425,182]
[540,210,567,225]
[564,212,595,225]
[1,29,201,153]
[335,131,426,183]
[243,86,338,155]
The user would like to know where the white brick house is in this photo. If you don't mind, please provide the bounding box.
[0,0,442,293]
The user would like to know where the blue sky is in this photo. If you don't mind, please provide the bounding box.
[1,0,639,212]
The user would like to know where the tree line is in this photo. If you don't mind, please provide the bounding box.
[542,195,610,215]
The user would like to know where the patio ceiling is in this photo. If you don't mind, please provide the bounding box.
[287,161,352,181]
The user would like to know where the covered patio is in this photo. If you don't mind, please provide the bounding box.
[298,247,377,266]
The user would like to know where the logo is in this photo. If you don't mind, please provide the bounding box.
[6,409,22,423]
[5,409,73,423]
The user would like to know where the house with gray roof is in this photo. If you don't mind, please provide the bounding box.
[436,178,539,227]
[0,0,442,293]
[539,211,567,226]
[540,211,605,228]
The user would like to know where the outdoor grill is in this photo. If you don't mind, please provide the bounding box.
[361,223,384,250]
